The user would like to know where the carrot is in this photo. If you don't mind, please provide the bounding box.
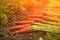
[25,12,41,15]
[9,24,31,30]
[26,14,44,18]
[26,18,44,23]
[12,25,33,34]
[26,18,59,26]
[26,12,48,16]
[13,20,34,24]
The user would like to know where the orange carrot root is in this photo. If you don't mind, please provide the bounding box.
[26,18,48,23]
[26,14,44,18]
[13,20,34,24]
[12,26,33,34]
[9,24,31,30]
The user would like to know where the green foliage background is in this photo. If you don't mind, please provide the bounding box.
[0,0,16,26]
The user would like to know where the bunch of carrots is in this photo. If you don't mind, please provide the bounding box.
[9,0,60,34]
